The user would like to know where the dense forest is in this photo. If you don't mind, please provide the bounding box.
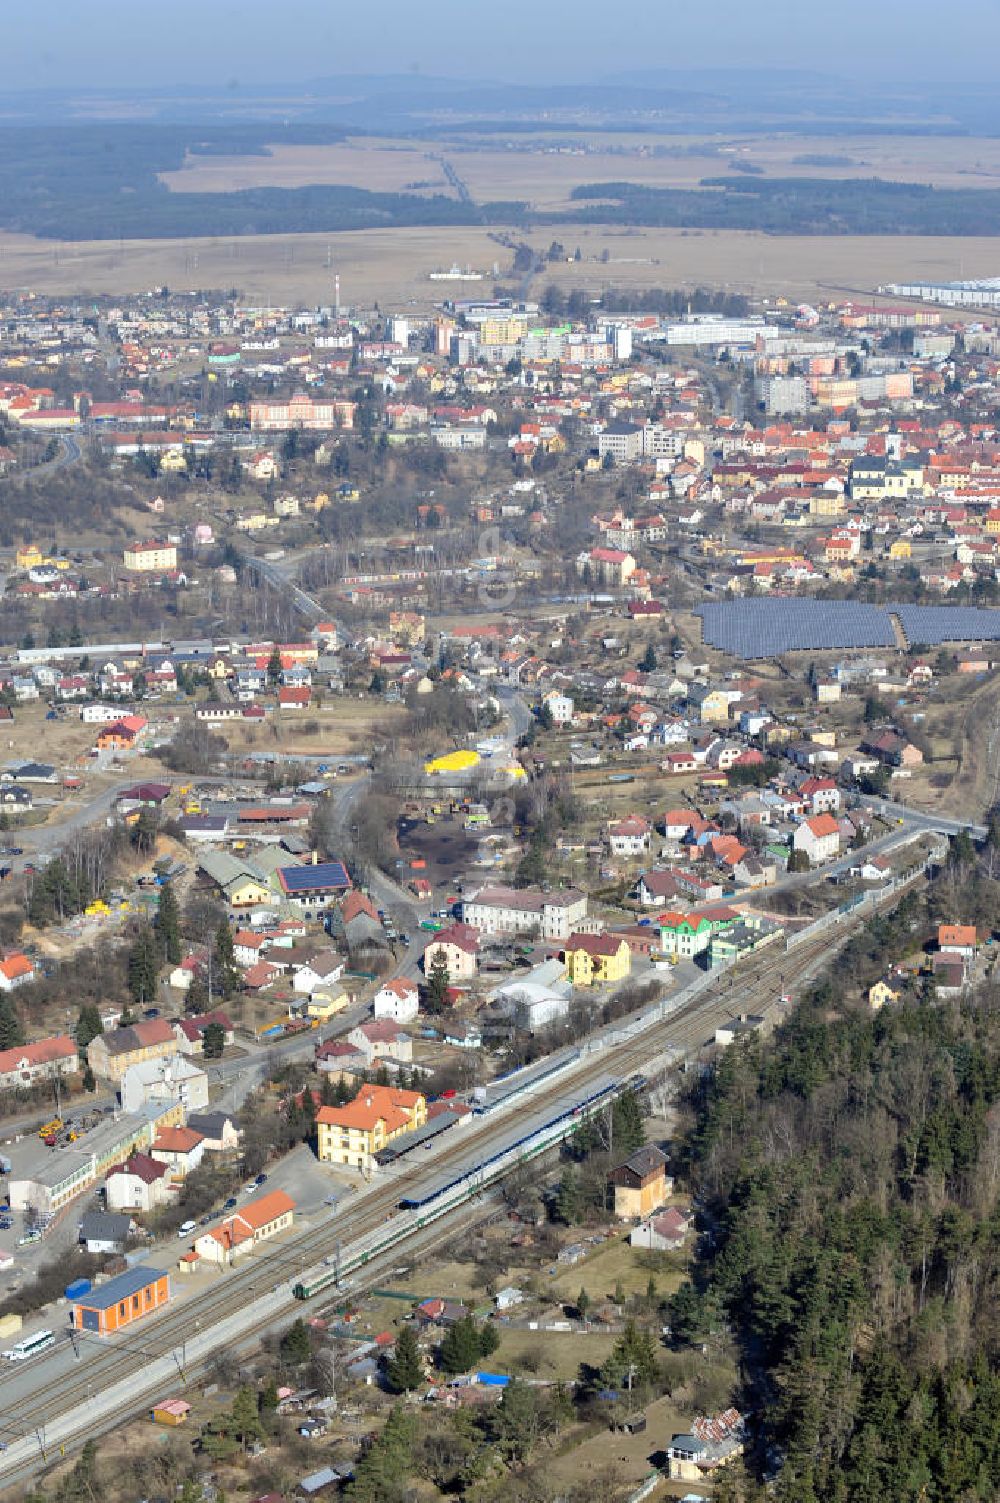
[677,834,1000,1501]
[568,175,1000,236]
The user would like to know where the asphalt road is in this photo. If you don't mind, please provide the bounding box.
[10,434,84,484]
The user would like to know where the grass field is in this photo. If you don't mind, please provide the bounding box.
[1,221,999,309]
[546,1236,686,1305]
[159,137,453,196]
[161,132,1000,205]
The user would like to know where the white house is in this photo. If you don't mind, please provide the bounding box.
[347,1021,413,1065]
[798,776,841,815]
[373,977,420,1024]
[542,691,574,726]
[608,816,652,858]
[461,885,587,941]
[120,1055,210,1115]
[792,813,841,865]
[291,950,346,997]
[629,1207,693,1252]
[105,1152,171,1213]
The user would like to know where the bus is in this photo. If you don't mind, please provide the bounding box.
[4,1329,55,1362]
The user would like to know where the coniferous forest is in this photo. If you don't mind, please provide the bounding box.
[678,831,1000,1502]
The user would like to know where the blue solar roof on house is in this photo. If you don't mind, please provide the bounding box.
[72,1265,168,1309]
[277,861,350,893]
[892,605,1000,646]
[696,600,896,658]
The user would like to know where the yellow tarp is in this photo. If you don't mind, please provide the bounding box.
[424,749,480,775]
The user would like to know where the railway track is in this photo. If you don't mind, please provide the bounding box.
[0,908,871,1475]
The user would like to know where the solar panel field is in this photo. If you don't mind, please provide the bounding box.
[696,600,897,658]
[893,605,1000,647]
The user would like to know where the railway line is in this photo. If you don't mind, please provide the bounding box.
[0,906,877,1479]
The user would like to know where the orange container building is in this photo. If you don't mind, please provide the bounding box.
[72,1266,170,1336]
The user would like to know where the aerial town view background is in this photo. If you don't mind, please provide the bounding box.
[3,6,1000,1501]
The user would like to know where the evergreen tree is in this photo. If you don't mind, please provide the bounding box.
[639,643,658,673]
[600,1319,659,1391]
[202,1021,226,1059]
[385,1322,424,1392]
[577,1287,591,1321]
[267,644,283,684]
[127,924,159,1006]
[186,973,209,1015]
[0,994,24,1050]
[155,879,182,965]
[612,1088,646,1156]
[299,1087,317,1139]
[75,1004,103,1050]
[438,1315,491,1375]
[554,1167,582,1225]
[280,1316,312,1365]
[214,919,238,998]
[492,1377,543,1466]
[230,1383,264,1452]
[422,952,451,1014]
[347,1409,417,1503]
[131,806,159,853]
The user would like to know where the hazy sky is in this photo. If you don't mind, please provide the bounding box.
[2,0,998,90]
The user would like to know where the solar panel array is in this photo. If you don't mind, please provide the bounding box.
[696,600,897,658]
[892,605,1000,647]
[278,861,350,891]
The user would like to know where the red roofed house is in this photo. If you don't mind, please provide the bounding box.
[242,960,282,993]
[793,812,840,865]
[233,930,270,968]
[314,1038,367,1079]
[277,685,312,710]
[630,1205,693,1252]
[96,715,148,751]
[340,889,380,927]
[0,1033,78,1089]
[798,776,841,815]
[938,924,977,960]
[586,547,637,587]
[173,1011,234,1055]
[422,922,480,980]
[0,951,36,991]
[106,1152,171,1213]
[191,1189,295,1266]
[663,749,699,777]
[150,1126,206,1180]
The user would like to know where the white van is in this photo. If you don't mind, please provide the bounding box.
[178,1219,197,1238]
